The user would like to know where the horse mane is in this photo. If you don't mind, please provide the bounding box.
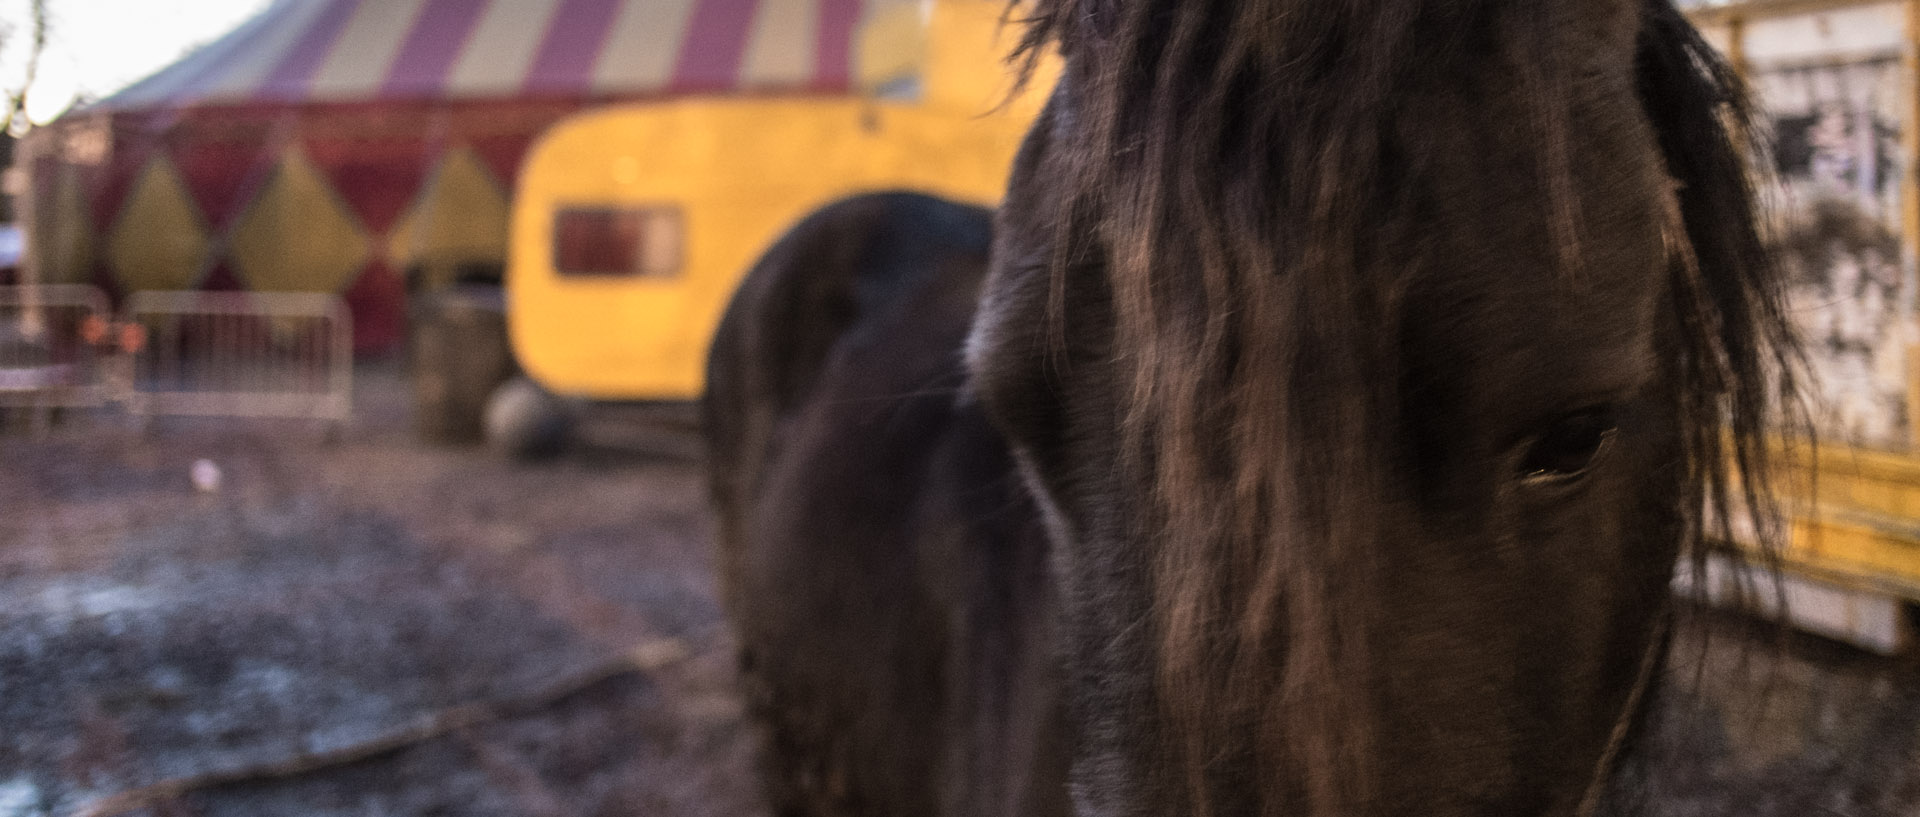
[1003,1,1802,814]
[1634,1,1805,596]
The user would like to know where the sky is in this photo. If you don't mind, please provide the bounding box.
[0,0,271,125]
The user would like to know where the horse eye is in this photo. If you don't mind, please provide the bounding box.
[1519,407,1618,482]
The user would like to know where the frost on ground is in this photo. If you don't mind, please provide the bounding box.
[0,365,1915,816]
[0,777,47,817]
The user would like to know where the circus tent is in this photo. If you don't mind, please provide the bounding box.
[19,0,890,351]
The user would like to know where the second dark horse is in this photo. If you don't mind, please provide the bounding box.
[704,1,1799,816]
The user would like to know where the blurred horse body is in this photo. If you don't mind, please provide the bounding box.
[705,2,1797,816]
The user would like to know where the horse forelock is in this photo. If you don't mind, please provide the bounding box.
[995,1,1804,815]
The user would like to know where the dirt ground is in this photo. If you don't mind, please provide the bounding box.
[1,362,1917,816]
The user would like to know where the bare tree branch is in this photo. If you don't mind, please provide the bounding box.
[3,0,51,135]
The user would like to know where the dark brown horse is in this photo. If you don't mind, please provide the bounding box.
[703,2,1799,816]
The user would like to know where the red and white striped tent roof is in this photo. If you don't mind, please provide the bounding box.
[101,0,879,110]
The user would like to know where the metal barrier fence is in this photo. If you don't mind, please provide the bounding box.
[124,291,352,422]
[0,284,113,408]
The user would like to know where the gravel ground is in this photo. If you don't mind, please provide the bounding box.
[1,362,1916,816]
[0,364,758,817]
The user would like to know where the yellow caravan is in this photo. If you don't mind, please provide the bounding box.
[409,0,1051,451]
[433,0,1051,445]
[409,0,1049,449]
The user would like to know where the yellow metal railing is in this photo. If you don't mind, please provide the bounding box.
[1765,440,1920,600]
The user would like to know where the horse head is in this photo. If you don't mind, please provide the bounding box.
[967,1,1797,815]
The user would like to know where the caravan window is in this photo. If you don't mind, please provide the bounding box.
[552,206,683,278]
